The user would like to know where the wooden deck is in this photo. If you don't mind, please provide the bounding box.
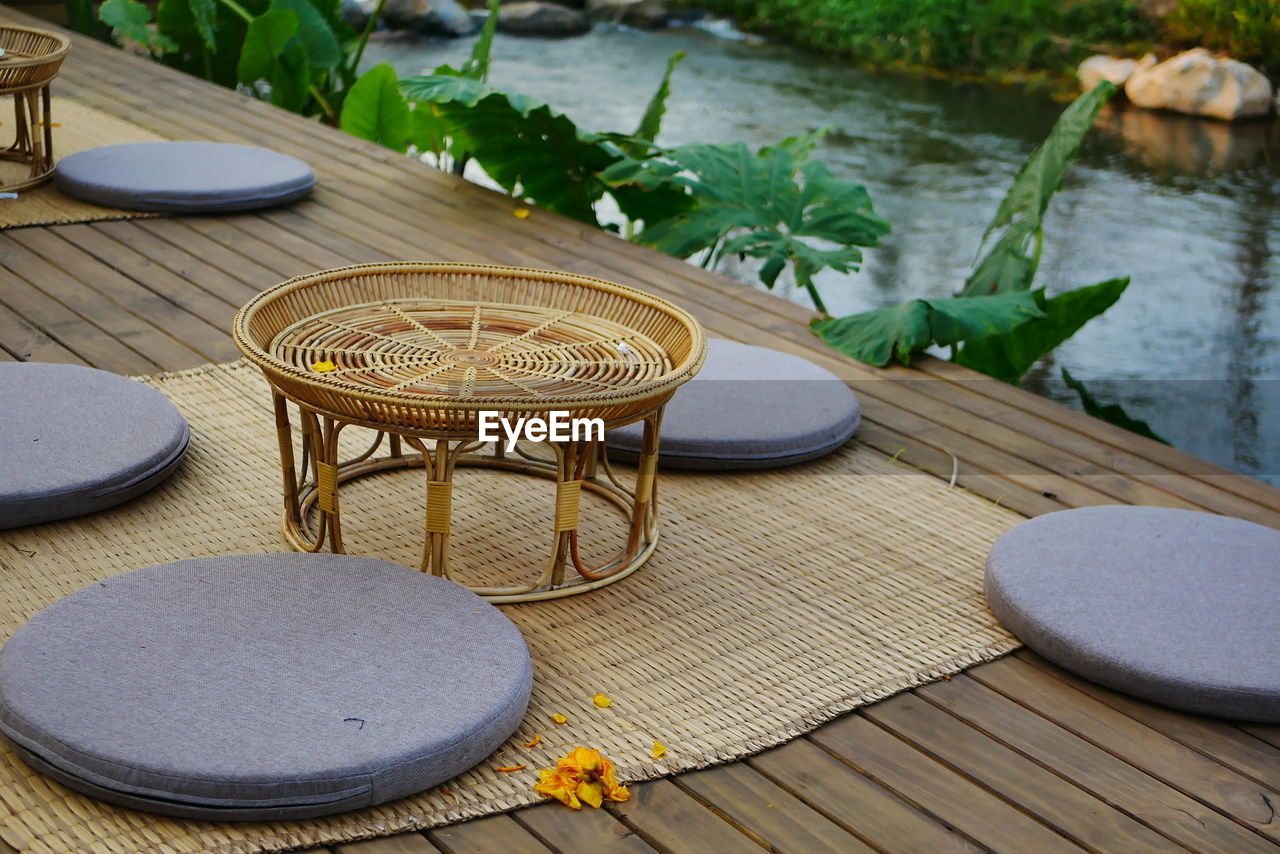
[2,8,1280,852]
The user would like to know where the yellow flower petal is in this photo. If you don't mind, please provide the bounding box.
[533,747,629,809]
[496,765,527,772]
[310,360,336,372]
[651,740,667,759]
[552,713,568,725]
[523,734,541,748]
[513,208,531,219]
[592,694,612,708]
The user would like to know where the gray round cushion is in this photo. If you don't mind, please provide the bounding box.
[0,363,190,529]
[609,339,860,469]
[54,142,315,213]
[0,554,533,820]
[987,506,1280,721]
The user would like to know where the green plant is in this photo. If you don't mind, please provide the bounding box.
[601,137,891,313]
[1165,0,1280,79]
[1061,368,1168,444]
[812,82,1158,439]
[94,0,380,123]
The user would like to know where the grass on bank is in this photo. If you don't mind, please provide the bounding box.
[685,0,1280,91]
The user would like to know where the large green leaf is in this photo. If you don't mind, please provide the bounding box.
[962,82,1115,296]
[66,0,98,36]
[99,0,178,52]
[1061,368,1169,444]
[340,63,410,152]
[631,51,685,150]
[408,103,449,157]
[238,9,310,112]
[271,0,341,68]
[956,277,1129,383]
[189,0,218,51]
[460,0,501,81]
[812,290,1043,366]
[401,75,615,224]
[603,142,888,311]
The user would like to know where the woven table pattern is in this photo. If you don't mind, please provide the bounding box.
[0,360,1022,854]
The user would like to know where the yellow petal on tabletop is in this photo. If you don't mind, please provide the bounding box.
[651,740,667,759]
[495,765,527,772]
[523,734,542,748]
[310,360,336,372]
[534,767,581,809]
[513,208,530,219]
[551,713,568,725]
[592,694,612,708]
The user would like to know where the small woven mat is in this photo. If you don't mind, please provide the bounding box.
[0,98,166,229]
[0,360,1022,854]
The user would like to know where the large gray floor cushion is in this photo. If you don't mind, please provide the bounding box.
[54,142,315,213]
[609,339,860,469]
[0,554,533,820]
[986,505,1280,721]
[0,363,189,529]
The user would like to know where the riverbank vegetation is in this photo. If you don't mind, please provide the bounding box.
[687,0,1280,90]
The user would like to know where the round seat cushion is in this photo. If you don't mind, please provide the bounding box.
[0,554,533,820]
[0,363,190,529]
[608,339,860,469]
[986,506,1280,721]
[54,142,315,213]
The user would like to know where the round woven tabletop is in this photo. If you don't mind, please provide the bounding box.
[271,298,673,402]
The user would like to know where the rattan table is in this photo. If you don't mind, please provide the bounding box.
[234,263,706,602]
[0,25,70,192]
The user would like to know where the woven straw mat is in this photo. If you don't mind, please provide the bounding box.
[0,360,1023,854]
[0,98,166,229]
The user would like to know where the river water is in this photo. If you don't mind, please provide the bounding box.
[367,22,1280,484]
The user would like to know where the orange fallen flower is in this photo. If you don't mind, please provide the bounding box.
[496,764,527,772]
[551,713,568,725]
[592,694,612,708]
[651,740,667,759]
[523,734,542,748]
[310,360,336,372]
[533,747,630,810]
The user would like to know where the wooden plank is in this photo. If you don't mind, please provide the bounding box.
[968,656,1280,845]
[674,762,877,854]
[48,223,241,359]
[606,780,764,854]
[1,230,211,370]
[92,219,261,308]
[513,801,659,854]
[332,834,442,853]
[1239,725,1280,752]
[0,238,159,374]
[919,674,1279,854]
[0,301,89,364]
[1017,651,1280,792]
[427,812,553,854]
[749,738,984,853]
[862,692,1182,852]
[809,714,1084,853]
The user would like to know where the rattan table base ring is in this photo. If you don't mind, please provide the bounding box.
[271,393,664,602]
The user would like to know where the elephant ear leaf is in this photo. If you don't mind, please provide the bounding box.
[99,0,177,52]
[341,63,411,152]
[962,82,1115,296]
[238,10,310,112]
[271,0,342,69]
[956,277,1129,383]
[812,290,1042,366]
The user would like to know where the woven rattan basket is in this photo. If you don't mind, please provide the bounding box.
[234,263,707,434]
[0,25,70,93]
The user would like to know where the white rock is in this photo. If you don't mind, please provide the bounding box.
[1078,55,1138,91]
[1124,48,1274,121]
